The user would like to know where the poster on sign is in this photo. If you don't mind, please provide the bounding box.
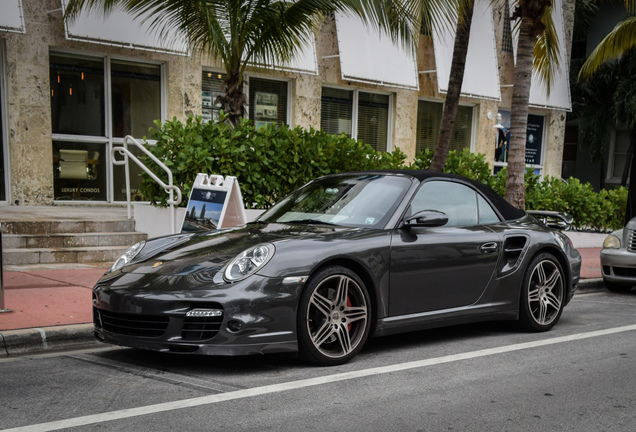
[181,174,247,232]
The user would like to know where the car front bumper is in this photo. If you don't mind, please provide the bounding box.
[92,273,305,356]
[600,248,636,286]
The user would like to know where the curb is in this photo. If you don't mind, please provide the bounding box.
[0,324,100,358]
[577,278,605,291]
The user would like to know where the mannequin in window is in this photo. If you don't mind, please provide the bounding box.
[495,126,509,162]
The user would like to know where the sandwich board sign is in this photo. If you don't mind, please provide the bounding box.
[181,173,247,232]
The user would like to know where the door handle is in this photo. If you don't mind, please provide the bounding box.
[480,242,499,253]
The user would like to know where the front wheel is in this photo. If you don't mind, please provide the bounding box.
[297,266,371,366]
[519,253,565,332]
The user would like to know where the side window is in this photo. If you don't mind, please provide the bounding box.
[477,194,501,224]
[411,181,478,226]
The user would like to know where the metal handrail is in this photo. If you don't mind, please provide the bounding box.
[112,136,182,234]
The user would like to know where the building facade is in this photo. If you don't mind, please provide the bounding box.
[0,0,574,206]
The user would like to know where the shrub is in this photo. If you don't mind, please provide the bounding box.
[139,115,407,209]
[139,115,627,231]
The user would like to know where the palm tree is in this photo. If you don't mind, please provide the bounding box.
[578,2,636,80]
[63,0,418,127]
[505,0,561,209]
[429,0,473,172]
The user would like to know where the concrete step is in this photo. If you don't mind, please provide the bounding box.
[2,246,130,266]
[2,232,146,249]
[1,219,136,235]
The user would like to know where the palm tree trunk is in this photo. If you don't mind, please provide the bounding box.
[222,70,247,127]
[430,0,474,172]
[505,16,535,210]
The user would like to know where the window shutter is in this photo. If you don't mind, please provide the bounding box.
[415,101,442,153]
[416,101,472,153]
[357,92,389,151]
[321,87,353,137]
[450,105,473,152]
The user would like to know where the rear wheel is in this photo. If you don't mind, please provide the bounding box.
[519,253,565,332]
[297,266,371,366]
[604,280,634,293]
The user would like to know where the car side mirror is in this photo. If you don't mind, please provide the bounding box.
[404,210,449,227]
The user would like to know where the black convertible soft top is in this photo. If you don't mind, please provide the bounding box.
[351,169,527,222]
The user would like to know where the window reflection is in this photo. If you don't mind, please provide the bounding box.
[50,54,105,136]
[111,61,161,138]
[53,142,106,201]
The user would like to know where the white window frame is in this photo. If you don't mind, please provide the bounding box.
[50,48,166,203]
[322,85,394,152]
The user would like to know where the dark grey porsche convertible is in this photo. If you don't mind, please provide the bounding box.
[93,170,581,365]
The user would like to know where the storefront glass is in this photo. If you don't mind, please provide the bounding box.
[111,60,161,138]
[50,54,105,136]
[52,141,107,201]
[494,110,544,173]
[50,52,163,202]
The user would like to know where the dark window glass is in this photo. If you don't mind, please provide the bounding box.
[53,141,106,201]
[415,100,442,153]
[202,71,226,124]
[357,92,389,151]
[50,54,105,136]
[477,194,500,224]
[411,181,478,226]
[0,65,4,201]
[111,60,161,138]
[416,101,472,153]
[249,77,287,128]
[321,87,353,137]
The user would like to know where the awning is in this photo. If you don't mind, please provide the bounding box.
[432,0,501,101]
[512,0,571,111]
[254,38,318,75]
[61,0,189,56]
[0,0,25,34]
[334,12,419,90]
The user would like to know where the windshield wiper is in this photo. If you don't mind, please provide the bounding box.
[284,219,338,226]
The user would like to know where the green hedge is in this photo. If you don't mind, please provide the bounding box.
[140,115,407,209]
[139,115,627,231]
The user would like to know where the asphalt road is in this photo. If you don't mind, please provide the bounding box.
[1,286,635,432]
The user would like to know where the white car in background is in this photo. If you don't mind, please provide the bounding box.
[600,217,636,292]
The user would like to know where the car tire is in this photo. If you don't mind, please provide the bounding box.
[297,265,371,366]
[604,280,634,293]
[519,252,565,332]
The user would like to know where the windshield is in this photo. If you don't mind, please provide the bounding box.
[258,174,412,228]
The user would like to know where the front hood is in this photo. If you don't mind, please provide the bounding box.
[119,222,357,277]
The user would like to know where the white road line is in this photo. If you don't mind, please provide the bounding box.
[5,324,636,432]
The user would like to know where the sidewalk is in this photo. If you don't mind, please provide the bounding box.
[0,249,605,357]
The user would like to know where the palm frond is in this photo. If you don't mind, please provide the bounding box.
[532,5,560,94]
[579,15,636,80]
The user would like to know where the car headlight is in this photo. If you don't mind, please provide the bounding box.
[109,241,146,273]
[224,243,275,282]
[603,235,621,249]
